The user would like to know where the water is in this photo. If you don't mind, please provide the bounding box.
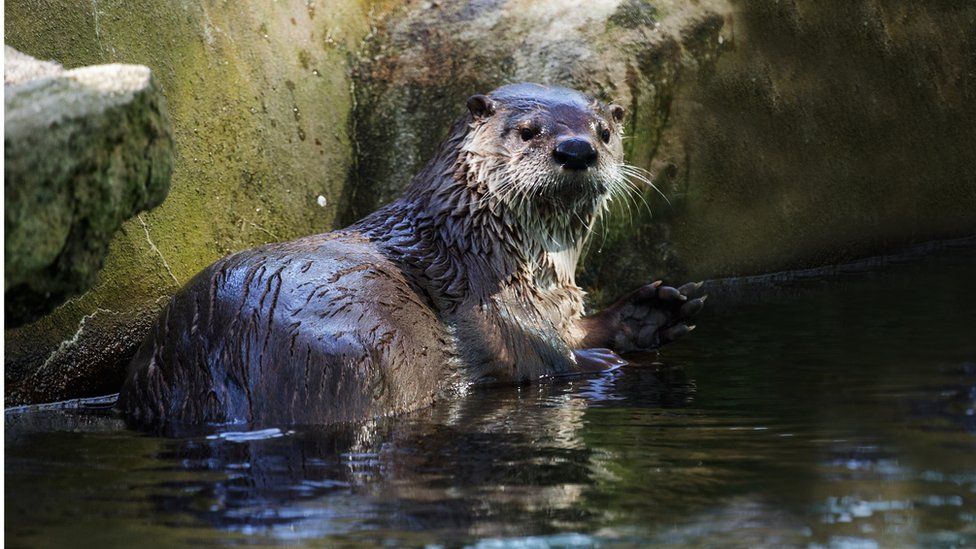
[6,243,976,548]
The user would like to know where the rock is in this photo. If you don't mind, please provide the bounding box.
[3,1,400,406]
[4,46,61,84]
[4,46,173,327]
[583,0,976,301]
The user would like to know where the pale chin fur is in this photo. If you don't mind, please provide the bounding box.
[481,162,618,288]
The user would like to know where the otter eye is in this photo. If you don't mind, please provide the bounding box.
[610,104,625,123]
[519,126,538,141]
[600,127,611,144]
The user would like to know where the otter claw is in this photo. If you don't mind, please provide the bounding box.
[663,324,691,341]
[658,286,686,301]
[605,280,706,352]
[678,281,704,295]
[635,281,663,300]
[680,296,707,317]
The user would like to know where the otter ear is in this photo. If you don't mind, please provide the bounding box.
[609,103,625,123]
[466,94,496,119]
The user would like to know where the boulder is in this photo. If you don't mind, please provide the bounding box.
[5,46,173,327]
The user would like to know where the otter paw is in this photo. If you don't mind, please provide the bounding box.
[608,280,707,353]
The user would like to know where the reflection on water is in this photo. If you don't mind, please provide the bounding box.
[6,243,976,547]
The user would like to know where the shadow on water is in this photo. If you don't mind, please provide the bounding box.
[6,242,976,547]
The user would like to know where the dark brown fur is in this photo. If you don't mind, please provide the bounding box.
[120,83,703,428]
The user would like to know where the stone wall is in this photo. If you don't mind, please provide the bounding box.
[583,0,976,301]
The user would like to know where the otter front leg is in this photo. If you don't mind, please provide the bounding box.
[578,281,706,354]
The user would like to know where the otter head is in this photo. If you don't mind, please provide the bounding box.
[461,83,626,214]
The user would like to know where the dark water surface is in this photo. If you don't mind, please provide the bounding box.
[6,244,976,548]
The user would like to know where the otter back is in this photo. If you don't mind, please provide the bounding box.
[119,233,453,427]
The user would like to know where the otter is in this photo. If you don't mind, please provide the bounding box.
[120,83,704,428]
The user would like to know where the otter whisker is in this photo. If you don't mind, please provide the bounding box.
[608,174,637,227]
[576,198,606,259]
[620,163,671,207]
[623,176,671,213]
[578,195,614,260]
[615,172,655,220]
[491,178,519,205]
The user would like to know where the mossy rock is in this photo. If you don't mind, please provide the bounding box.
[5,47,173,327]
[655,0,976,282]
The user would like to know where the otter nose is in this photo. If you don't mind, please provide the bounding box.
[553,138,597,170]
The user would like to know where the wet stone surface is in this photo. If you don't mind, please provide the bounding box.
[5,245,976,547]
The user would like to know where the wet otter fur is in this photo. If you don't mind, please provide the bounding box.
[120,83,704,428]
